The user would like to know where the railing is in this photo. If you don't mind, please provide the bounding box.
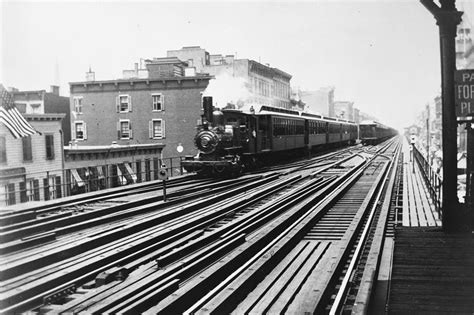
[1,156,187,207]
[412,144,442,213]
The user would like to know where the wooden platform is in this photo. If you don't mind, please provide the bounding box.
[388,227,474,314]
[402,140,441,227]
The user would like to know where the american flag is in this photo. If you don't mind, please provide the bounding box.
[0,88,38,138]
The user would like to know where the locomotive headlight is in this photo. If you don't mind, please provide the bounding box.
[195,130,219,154]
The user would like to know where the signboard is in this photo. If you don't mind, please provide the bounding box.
[455,70,474,118]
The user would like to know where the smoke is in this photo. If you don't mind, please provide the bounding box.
[203,73,251,109]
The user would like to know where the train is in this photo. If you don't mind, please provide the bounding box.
[359,120,398,145]
[182,96,396,176]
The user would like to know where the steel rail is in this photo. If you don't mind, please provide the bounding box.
[329,141,398,314]
[154,157,368,314]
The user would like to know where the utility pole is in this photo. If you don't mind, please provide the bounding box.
[420,0,464,232]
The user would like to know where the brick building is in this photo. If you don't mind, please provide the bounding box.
[12,86,71,144]
[69,68,212,159]
[1,113,65,207]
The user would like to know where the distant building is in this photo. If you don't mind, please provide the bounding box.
[69,68,212,159]
[167,46,292,109]
[456,23,473,69]
[433,95,442,148]
[300,87,334,116]
[167,46,210,73]
[359,111,378,123]
[290,88,306,111]
[332,101,354,121]
[455,19,472,153]
[1,113,65,206]
[353,108,361,124]
[12,86,71,144]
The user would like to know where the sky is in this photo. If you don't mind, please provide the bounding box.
[1,0,473,131]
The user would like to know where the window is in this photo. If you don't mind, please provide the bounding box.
[45,135,54,160]
[55,176,62,199]
[116,95,132,112]
[6,183,15,205]
[22,136,32,161]
[73,97,83,114]
[149,119,165,139]
[28,179,40,201]
[43,178,50,201]
[0,137,6,163]
[15,103,27,113]
[44,176,57,200]
[152,93,164,111]
[74,121,87,140]
[118,120,133,139]
[30,103,42,114]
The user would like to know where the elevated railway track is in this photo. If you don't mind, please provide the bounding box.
[0,140,401,314]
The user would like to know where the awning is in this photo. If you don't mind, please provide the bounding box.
[71,169,85,187]
[96,166,105,179]
[116,166,128,185]
[124,163,137,183]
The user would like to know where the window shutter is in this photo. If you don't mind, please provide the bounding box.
[149,121,153,139]
[162,120,166,138]
[117,121,121,139]
[19,182,27,203]
[71,124,76,140]
[43,178,50,201]
[55,176,62,199]
[128,95,132,112]
[161,95,164,111]
[129,121,133,139]
[83,123,88,140]
[33,179,40,201]
[116,96,120,113]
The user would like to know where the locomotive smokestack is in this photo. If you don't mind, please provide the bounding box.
[203,96,213,124]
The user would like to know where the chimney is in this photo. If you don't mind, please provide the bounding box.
[50,85,60,95]
[134,63,139,74]
[86,67,95,81]
[202,96,213,124]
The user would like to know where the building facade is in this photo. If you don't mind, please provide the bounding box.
[167,46,210,73]
[12,86,71,144]
[64,144,165,195]
[332,101,355,121]
[1,114,65,207]
[300,87,334,116]
[69,71,212,159]
[167,46,292,109]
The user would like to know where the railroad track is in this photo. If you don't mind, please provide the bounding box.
[0,140,400,313]
[0,176,214,226]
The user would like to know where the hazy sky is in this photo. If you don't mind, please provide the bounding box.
[1,1,473,130]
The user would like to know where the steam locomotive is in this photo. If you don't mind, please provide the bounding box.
[182,96,360,176]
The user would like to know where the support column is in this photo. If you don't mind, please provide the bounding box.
[421,0,463,232]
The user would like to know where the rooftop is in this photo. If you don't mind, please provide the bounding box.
[69,75,214,86]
